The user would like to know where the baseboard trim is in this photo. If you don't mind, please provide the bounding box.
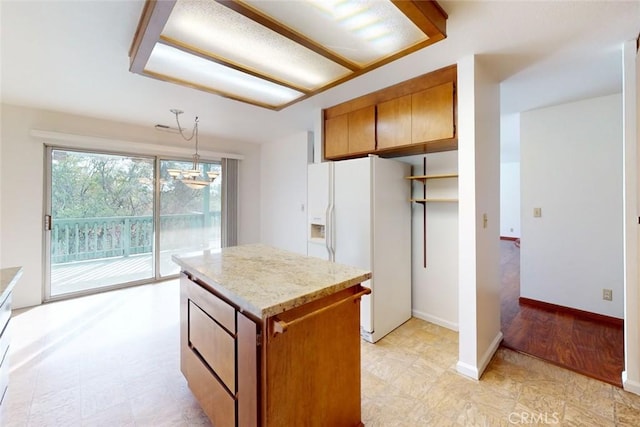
[623,371,640,395]
[478,331,503,378]
[456,331,503,380]
[412,309,458,331]
[519,297,624,327]
[456,361,479,380]
[500,236,519,241]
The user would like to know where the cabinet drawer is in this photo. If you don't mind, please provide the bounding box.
[182,274,236,333]
[185,345,236,427]
[189,301,236,392]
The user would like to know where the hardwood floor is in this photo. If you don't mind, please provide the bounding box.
[500,238,625,387]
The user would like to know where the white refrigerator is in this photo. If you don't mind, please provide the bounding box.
[307,155,411,343]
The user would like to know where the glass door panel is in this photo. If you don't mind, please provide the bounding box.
[159,159,222,277]
[48,149,155,297]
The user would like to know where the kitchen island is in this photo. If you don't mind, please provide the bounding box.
[172,244,371,427]
[1,267,23,407]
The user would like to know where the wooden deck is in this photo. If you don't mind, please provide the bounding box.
[50,251,177,296]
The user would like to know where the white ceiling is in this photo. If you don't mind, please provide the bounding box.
[1,1,639,148]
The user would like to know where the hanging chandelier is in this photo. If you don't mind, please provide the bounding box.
[166,109,219,189]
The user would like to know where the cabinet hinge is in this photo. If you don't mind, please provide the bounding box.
[256,330,262,347]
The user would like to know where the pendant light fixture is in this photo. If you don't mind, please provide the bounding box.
[166,109,219,189]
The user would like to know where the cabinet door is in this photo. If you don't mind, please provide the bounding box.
[348,105,375,154]
[411,81,455,143]
[376,94,412,149]
[237,313,258,427]
[264,286,364,426]
[324,114,349,159]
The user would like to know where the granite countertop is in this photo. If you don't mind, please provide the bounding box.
[1,266,23,302]
[172,243,371,318]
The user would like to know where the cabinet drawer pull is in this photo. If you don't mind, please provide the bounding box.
[271,287,371,336]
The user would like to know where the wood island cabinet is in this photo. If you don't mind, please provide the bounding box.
[175,244,371,427]
[180,274,250,427]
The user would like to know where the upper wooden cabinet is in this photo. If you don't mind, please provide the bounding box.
[377,94,412,150]
[411,81,455,143]
[324,114,349,159]
[347,106,376,154]
[323,64,457,160]
[325,106,375,159]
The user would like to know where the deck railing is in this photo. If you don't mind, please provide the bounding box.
[51,212,221,264]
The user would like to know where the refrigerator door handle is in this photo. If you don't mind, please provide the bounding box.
[325,203,333,259]
[327,161,336,262]
[328,203,335,262]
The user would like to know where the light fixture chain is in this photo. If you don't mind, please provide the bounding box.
[173,109,197,142]
[167,109,217,189]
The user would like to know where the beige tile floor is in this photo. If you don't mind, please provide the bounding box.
[2,279,640,426]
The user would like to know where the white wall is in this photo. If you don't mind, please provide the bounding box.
[500,162,520,238]
[457,55,502,380]
[500,112,521,238]
[520,94,624,318]
[259,131,310,255]
[622,39,640,394]
[399,151,459,330]
[0,104,261,309]
[501,113,520,163]
[0,106,3,267]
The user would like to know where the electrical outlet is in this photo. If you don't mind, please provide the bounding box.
[603,289,613,301]
[533,208,542,218]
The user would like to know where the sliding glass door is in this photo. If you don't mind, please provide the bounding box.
[158,159,222,276]
[45,148,222,300]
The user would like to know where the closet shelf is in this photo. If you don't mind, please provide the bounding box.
[410,198,458,204]
[405,173,458,182]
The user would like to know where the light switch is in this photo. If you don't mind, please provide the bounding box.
[533,208,542,218]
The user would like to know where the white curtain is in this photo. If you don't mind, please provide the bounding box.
[221,158,239,247]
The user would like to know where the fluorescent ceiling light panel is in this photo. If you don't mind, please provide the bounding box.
[145,43,304,107]
[162,0,351,90]
[245,0,428,66]
[129,0,448,110]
